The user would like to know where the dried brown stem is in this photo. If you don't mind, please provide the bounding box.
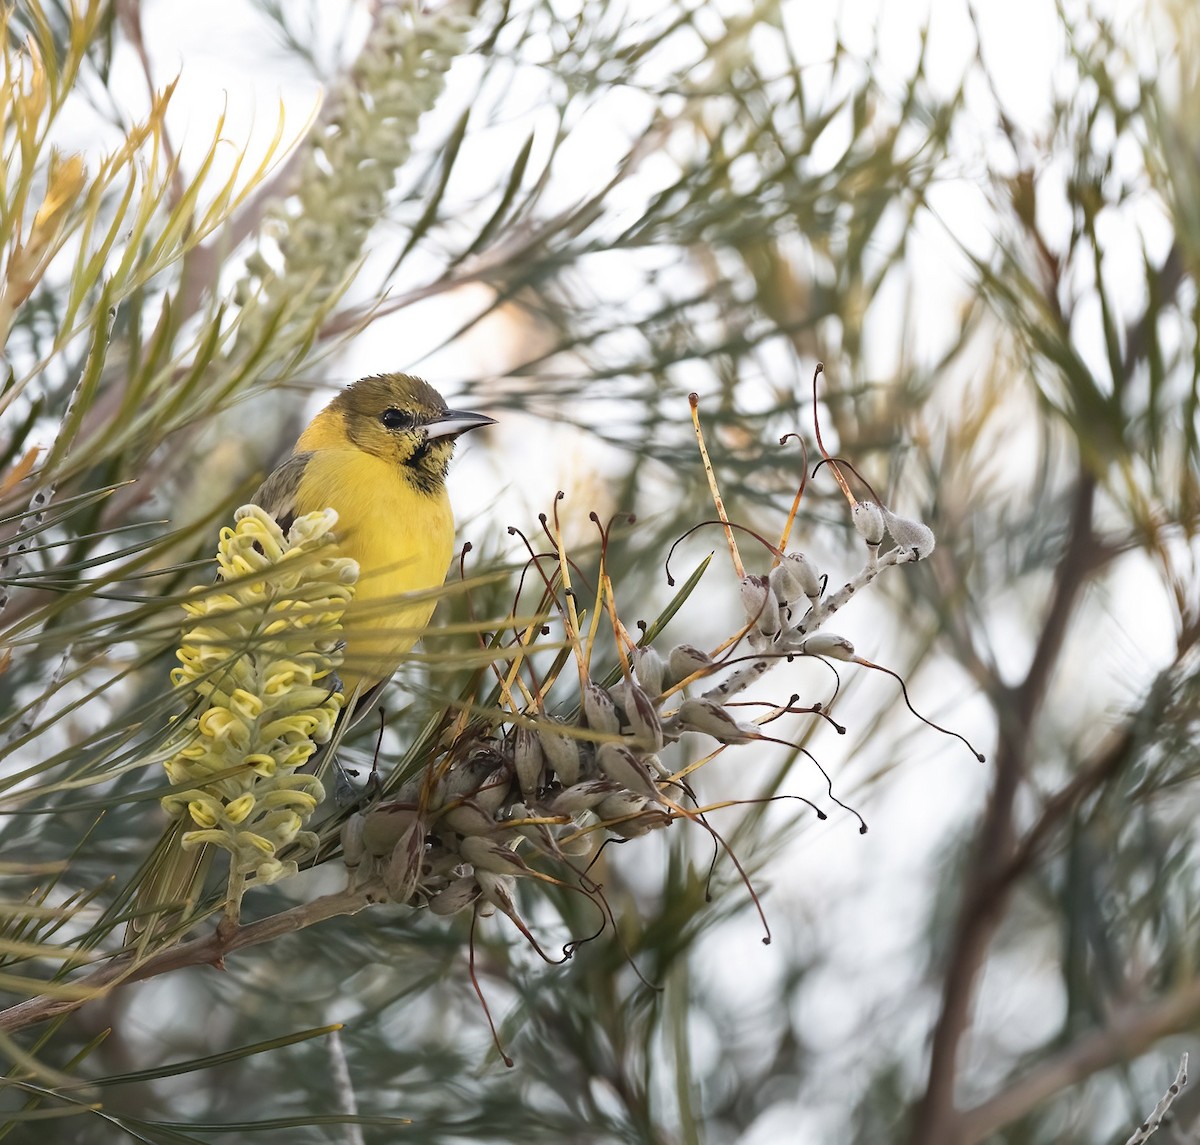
[958,983,1200,1143]
[0,886,376,1035]
[908,473,1100,1145]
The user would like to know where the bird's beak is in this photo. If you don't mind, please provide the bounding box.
[423,408,496,440]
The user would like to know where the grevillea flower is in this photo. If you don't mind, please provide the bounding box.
[161,506,358,886]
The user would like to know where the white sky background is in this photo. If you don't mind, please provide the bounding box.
[79,0,1181,1137]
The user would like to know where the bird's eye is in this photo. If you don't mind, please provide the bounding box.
[380,408,415,430]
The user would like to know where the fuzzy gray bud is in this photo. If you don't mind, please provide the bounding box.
[633,646,666,696]
[666,643,713,686]
[583,680,621,736]
[513,726,545,798]
[597,741,661,799]
[427,876,480,916]
[740,573,780,636]
[623,679,664,751]
[799,633,856,660]
[676,698,759,744]
[538,720,582,786]
[883,508,936,559]
[852,500,886,546]
[548,779,623,815]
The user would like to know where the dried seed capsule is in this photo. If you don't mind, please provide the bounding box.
[341,811,366,872]
[852,500,886,546]
[538,720,582,785]
[471,768,513,815]
[740,574,780,637]
[597,792,671,838]
[420,845,463,881]
[548,779,623,815]
[476,870,519,915]
[439,800,498,836]
[459,834,527,877]
[583,680,621,736]
[782,552,820,597]
[799,633,855,660]
[633,646,666,697]
[666,643,714,686]
[382,822,424,903]
[555,827,595,857]
[504,802,555,852]
[623,679,664,752]
[597,741,661,799]
[360,804,420,857]
[883,508,936,559]
[427,876,481,916]
[772,551,822,603]
[513,726,545,798]
[676,698,759,744]
[641,752,671,779]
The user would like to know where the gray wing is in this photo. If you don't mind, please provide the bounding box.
[251,451,313,536]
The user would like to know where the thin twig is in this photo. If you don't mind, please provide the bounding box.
[1125,1053,1188,1145]
[909,474,1100,1145]
[959,990,1199,1144]
[0,886,377,1034]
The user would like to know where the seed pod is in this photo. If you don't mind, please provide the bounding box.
[633,646,666,697]
[470,767,513,815]
[548,778,623,815]
[883,508,936,559]
[420,845,463,881]
[459,834,527,877]
[852,500,885,546]
[597,741,661,799]
[427,876,481,916]
[740,574,780,637]
[641,752,671,779]
[513,726,545,797]
[597,792,670,838]
[475,870,519,916]
[504,802,556,854]
[537,720,582,785]
[676,698,759,744]
[772,551,822,603]
[623,679,664,751]
[582,680,621,736]
[782,552,820,597]
[341,811,366,872]
[666,643,713,686]
[439,800,498,836]
[799,633,855,660]
[555,828,595,857]
[360,804,420,857]
[382,821,424,903]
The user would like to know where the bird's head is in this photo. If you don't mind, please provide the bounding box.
[303,374,495,494]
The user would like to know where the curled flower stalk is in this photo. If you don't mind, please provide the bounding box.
[157,505,358,924]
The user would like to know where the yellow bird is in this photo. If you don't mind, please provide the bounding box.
[253,373,494,704]
[134,373,492,938]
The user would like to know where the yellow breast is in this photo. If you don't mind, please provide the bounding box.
[294,448,454,697]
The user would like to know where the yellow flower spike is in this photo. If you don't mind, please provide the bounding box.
[180,829,229,851]
[187,799,220,829]
[245,753,277,777]
[257,789,319,814]
[224,794,257,824]
[276,743,316,770]
[197,707,248,747]
[237,832,278,856]
[228,689,265,721]
[159,506,357,905]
